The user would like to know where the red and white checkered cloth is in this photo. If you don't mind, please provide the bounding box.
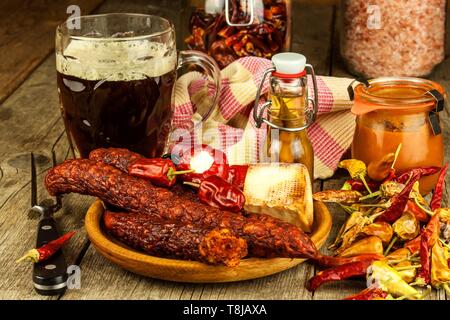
[169,57,355,179]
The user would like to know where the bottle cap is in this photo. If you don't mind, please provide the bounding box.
[272,53,306,75]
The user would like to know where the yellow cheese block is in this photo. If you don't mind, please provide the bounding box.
[243,163,314,232]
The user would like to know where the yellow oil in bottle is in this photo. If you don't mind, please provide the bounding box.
[267,92,314,179]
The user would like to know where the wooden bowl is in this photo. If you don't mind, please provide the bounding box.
[85,200,332,283]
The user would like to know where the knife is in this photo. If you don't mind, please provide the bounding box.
[29,151,68,296]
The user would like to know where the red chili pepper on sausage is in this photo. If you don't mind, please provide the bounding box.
[185,175,245,213]
[227,165,249,190]
[343,287,388,300]
[376,172,421,224]
[17,231,76,263]
[175,144,229,184]
[128,158,193,187]
[430,163,448,211]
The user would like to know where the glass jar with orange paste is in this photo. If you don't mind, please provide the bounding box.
[351,77,446,194]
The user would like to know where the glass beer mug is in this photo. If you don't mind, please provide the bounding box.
[56,13,221,158]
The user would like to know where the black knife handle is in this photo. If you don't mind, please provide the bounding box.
[33,217,68,296]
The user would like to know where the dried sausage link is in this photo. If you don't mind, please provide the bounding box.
[45,159,319,259]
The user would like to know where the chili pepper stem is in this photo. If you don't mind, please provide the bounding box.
[369,211,385,222]
[359,174,372,194]
[183,181,201,188]
[384,236,398,256]
[360,203,388,208]
[339,204,356,215]
[413,197,434,216]
[16,249,39,263]
[391,143,402,170]
[443,283,450,295]
[394,286,430,300]
[393,265,421,271]
[167,168,195,181]
[439,239,450,250]
[359,191,381,201]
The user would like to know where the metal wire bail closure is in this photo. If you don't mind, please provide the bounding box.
[253,64,319,132]
[225,0,255,27]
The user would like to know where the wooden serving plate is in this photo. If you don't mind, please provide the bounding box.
[85,200,332,283]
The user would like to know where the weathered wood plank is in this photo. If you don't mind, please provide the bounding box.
[0,56,91,299]
[0,0,104,104]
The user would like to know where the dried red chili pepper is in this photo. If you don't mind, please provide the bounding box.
[404,236,421,254]
[383,169,396,182]
[342,179,380,192]
[227,165,248,190]
[416,214,441,285]
[313,253,384,268]
[307,259,375,291]
[343,287,388,300]
[395,166,441,184]
[17,231,76,263]
[404,200,429,223]
[175,144,229,185]
[128,158,193,188]
[430,163,448,211]
[185,175,245,213]
[376,172,421,224]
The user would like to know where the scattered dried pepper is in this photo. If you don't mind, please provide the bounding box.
[392,211,420,241]
[314,254,384,268]
[338,236,384,258]
[395,166,441,184]
[430,240,450,293]
[366,261,421,299]
[307,260,374,292]
[395,261,418,284]
[405,236,421,255]
[367,153,395,182]
[341,179,380,192]
[339,159,372,193]
[313,190,362,204]
[343,286,388,300]
[17,231,76,263]
[430,163,448,211]
[435,208,450,223]
[362,222,393,245]
[377,172,421,224]
[379,181,405,198]
[329,211,372,252]
[416,213,441,285]
[404,200,429,223]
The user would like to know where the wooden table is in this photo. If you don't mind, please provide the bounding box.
[0,0,448,300]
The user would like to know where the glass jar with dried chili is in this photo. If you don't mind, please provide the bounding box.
[350,77,446,195]
[185,0,292,68]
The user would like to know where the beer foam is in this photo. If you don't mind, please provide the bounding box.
[56,40,177,81]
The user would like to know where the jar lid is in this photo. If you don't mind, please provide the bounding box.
[351,77,446,115]
[272,53,306,77]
